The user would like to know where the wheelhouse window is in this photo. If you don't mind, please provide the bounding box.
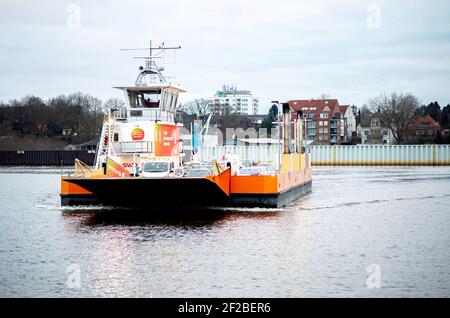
[128,90,162,108]
[172,94,178,110]
[143,162,169,173]
[161,91,179,112]
[162,92,171,111]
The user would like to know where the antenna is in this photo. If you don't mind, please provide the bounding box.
[120,40,181,86]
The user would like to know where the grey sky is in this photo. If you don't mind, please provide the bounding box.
[0,0,449,113]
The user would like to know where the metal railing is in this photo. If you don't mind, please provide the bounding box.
[114,141,153,153]
[311,144,450,165]
[113,108,175,122]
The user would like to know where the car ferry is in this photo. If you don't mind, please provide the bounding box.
[60,42,312,208]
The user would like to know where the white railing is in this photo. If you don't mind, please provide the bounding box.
[310,144,450,165]
[118,141,153,153]
[197,145,450,166]
[123,108,175,122]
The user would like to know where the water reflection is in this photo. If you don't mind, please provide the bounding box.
[61,208,284,228]
[58,207,292,297]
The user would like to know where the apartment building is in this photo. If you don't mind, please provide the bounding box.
[289,99,348,145]
[208,85,259,115]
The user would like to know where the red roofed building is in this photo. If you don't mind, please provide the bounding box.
[409,115,441,141]
[289,99,353,145]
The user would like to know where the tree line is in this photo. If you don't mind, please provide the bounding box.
[1,92,449,150]
[0,93,124,150]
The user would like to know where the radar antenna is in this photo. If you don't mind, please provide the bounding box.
[121,40,181,86]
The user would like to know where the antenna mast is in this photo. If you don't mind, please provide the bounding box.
[121,40,181,86]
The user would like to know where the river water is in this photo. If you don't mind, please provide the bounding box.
[0,166,449,297]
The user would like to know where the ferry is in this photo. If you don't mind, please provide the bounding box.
[60,42,312,208]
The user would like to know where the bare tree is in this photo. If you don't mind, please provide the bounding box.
[104,98,125,113]
[359,104,372,126]
[368,92,420,144]
[318,93,331,99]
[182,98,210,117]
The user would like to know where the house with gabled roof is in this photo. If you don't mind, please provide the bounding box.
[288,99,349,145]
[408,115,441,142]
[338,105,357,143]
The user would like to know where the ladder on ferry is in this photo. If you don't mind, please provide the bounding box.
[94,119,115,169]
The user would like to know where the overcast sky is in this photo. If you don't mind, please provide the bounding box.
[1,0,449,113]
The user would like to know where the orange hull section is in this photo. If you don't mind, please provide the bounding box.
[230,175,278,194]
[61,177,92,195]
[206,168,231,196]
[230,169,312,195]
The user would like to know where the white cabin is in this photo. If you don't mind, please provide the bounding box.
[94,42,187,172]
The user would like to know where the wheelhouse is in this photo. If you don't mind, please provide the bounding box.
[114,85,186,122]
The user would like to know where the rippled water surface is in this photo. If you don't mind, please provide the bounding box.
[0,166,449,297]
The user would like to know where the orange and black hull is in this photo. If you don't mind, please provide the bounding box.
[61,172,312,209]
[61,178,312,208]
[61,177,231,208]
[230,180,312,208]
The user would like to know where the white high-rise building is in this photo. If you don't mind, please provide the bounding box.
[208,85,259,115]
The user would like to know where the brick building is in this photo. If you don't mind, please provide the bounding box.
[289,99,353,145]
[409,115,441,141]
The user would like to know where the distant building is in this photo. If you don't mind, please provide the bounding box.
[80,138,100,151]
[64,144,77,151]
[409,115,441,140]
[289,99,352,145]
[360,116,393,144]
[339,105,356,143]
[245,114,266,129]
[62,128,73,136]
[64,138,99,151]
[208,85,259,115]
